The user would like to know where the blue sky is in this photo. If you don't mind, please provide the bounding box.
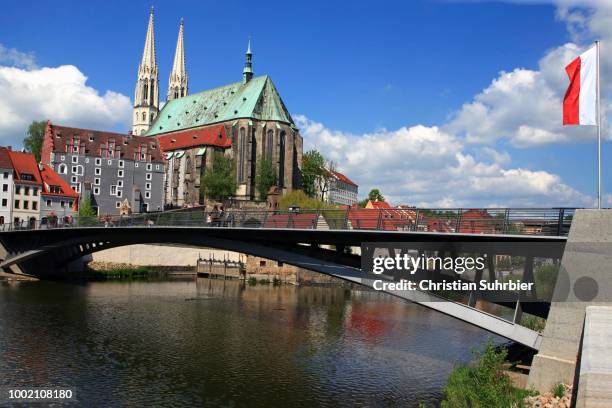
[0,0,610,207]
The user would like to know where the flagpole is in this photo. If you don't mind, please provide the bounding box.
[596,40,602,209]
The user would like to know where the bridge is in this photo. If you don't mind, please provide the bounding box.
[4,206,609,397]
[0,207,574,351]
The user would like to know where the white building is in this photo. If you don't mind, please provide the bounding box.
[0,147,14,227]
[323,170,358,206]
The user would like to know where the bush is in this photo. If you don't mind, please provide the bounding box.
[552,383,565,399]
[278,190,336,211]
[442,340,533,408]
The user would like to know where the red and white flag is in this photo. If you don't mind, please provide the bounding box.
[563,46,598,126]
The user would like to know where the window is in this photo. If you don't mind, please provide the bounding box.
[260,260,266,267]
[117,180,123,188]
[238,128,246,182]
[71,176,78,183]
[2,172,7,179]
[135,163,139,168]
[2,184,7,192]
[94,178,100,186]
[95,158,101,166]
[145,191,151,199]
[71,166,77,173]
[46,199,52,207]
[118,160,124,168]
[155,164,160,170]
[116,190,122,198]
[60,155,65,161]
[15,186,20,194]
[33,187,38,196]
[116,202,121,208]
[117,169,124,178]
[146,173,152,181]
[93,187,100,195]
[23,201,29,209]
[72,156,78,163]
[32,202,37,211]
[145,182,151,190]
[146,163,152,171]
[60,201,65,208]
[24,187,30,196]
[107,160,112,166]
[1,199,6,207]
[14,200,19,209]
[85,158,90,163]
[266,129,274,158]
[110,185,117,196]
[95,167,101,175]
[71,184,80,193]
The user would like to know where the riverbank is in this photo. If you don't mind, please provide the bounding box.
[85,262,195,280]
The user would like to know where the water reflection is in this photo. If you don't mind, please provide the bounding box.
[0,278,496,407]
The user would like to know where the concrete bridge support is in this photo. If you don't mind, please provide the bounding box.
[528,210,612,394]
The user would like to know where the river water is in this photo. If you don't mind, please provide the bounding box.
[0,278,496,407]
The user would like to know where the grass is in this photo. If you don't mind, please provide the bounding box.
[552,383,565,399]
[441,339,535,408]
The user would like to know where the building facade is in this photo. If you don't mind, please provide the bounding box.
[6,151,42,228]
[323,170,358,206]
[41,123,165,215]
[39,164,79,223]
[0,147,14,226]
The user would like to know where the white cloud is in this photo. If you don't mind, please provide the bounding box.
[0,44,36,69]
[296,115,592,207]
[0,45,132,147]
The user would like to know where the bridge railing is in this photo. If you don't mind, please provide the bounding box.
[0,207,577,236]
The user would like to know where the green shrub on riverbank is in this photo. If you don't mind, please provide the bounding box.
[86,266,151,279]
[441,340,533,407]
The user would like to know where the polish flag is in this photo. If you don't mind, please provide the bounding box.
[563,46,598,125]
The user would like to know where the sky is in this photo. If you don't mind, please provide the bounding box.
[0,0,611,207]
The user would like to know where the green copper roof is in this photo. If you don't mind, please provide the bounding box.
[145,75,294,136]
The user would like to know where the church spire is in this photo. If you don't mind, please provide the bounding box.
[167,18,188,101]
[132,7,160,136]
[243,39,253,84]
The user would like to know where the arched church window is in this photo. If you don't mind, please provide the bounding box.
[143,83,149,102]
[150,83,155,103]
[279,131,286,188]
[266,130,274,159]
[238,128,246,182]
[58,164,67,174]
[142,112,146,122]
[174,88,179,99]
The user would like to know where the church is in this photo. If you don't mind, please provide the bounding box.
[132,8,303,207]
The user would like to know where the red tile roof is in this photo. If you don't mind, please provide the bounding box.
[40,164,79,199]
[264,213,318,229]
[157,124,231,152]
[347,208,415,231]
[332,170,357,187]
[42,122,164,164]
[367,200,391,209]
[0,147,13,170]
[7,151,42,185]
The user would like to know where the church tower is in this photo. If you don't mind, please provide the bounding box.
[167,18,188,101]
[132,7,159,136]
[242,39,253,84]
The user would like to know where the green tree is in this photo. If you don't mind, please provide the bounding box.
[78,198,98,226]
[200,152,237,202]
[23,120,46,162]
[255,157,277,200]
[367,188,385,202]
[301,150,331,199]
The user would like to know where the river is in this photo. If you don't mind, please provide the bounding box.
[0,278,496,407]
